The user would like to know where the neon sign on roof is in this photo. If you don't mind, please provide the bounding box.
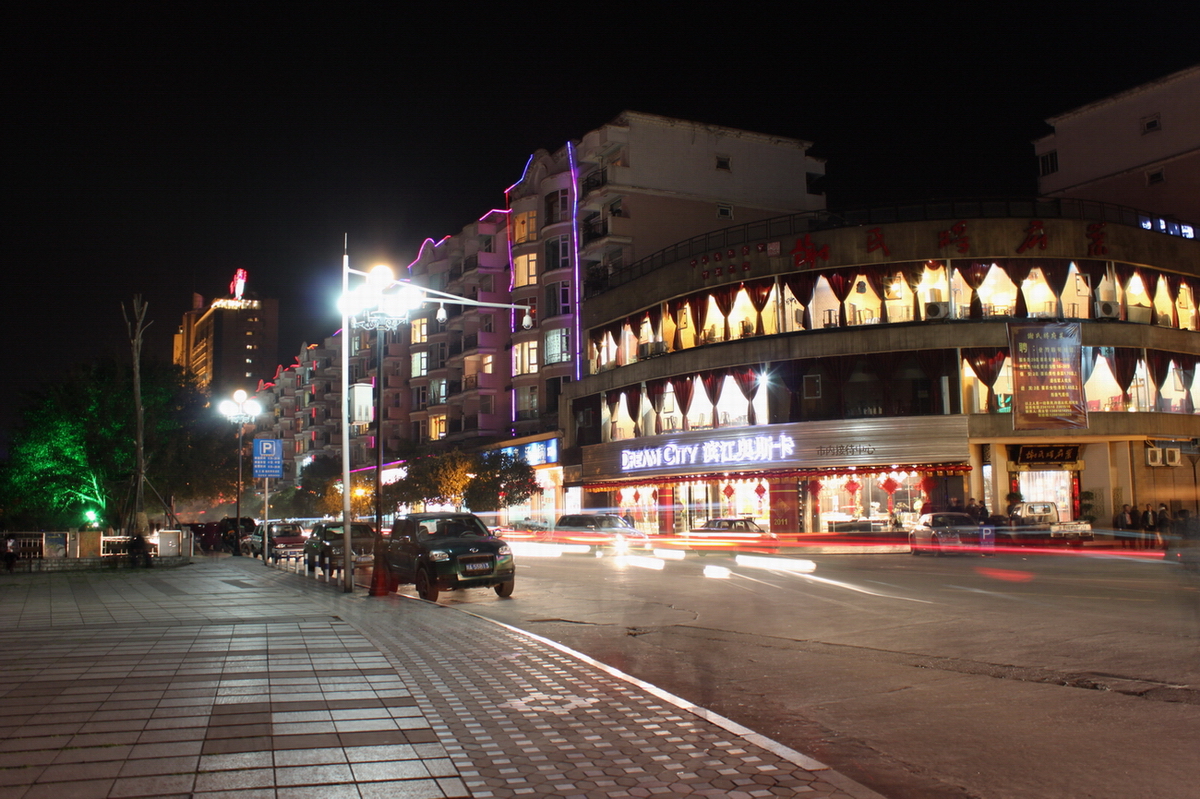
[230,268,248,300]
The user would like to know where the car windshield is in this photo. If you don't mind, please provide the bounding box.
[324,524,375,538]
[416,516,491,540]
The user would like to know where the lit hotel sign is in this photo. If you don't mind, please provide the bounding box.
[621,433,796,472]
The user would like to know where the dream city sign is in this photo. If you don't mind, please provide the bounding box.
[620,432,796,472]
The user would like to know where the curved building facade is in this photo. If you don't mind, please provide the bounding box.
[564,199,1200,535]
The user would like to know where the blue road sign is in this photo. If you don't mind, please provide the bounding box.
[253,439,284,479]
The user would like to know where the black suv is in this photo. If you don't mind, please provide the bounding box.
[303,522,376,571]
[380,512,514,603]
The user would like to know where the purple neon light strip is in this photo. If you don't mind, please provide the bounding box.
[567,141,582,382]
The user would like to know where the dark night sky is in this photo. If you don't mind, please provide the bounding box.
[2,5,1198,440]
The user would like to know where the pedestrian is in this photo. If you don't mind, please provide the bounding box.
[1157,504,1172,550]
[128,532,152,568]
[1114,504,1137,549]
[4,536,17,573]
[966,498,981,522]
[1141,504,1157,550]
[622,511,635,528]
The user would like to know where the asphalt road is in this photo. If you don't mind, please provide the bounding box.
[404,545,1200,799]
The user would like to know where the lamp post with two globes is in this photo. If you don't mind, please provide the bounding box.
[219,389,261,557]
[338,257,533,595]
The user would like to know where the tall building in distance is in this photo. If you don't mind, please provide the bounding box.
[174,269,279,397]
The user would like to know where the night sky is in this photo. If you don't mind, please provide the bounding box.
[3,6,1198,441]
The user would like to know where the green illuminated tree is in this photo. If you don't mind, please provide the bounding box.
[0,360,234,529]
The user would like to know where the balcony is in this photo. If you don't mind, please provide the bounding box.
[582,169,608,196]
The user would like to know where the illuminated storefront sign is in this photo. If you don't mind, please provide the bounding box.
[502,438,558,466]
[621,433,795,472]
[583,417,969,482]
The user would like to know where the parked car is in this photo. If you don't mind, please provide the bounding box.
[380,512,515,602]
[219,516,257,554]
[550,514,651,553]
[909,512,993,556]
[241,522,307,560]
[303,522,377,571]
[686,517,778,553]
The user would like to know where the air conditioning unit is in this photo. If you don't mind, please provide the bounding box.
[1165,447,1182,467]
[637,342,652,359]
[925,302,951,320]
[1094,300,1120,319]
[1146,447,1164,467]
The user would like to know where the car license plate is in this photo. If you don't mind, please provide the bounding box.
[463,560,491,573]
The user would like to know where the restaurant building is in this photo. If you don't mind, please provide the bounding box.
[563,200,1200,534]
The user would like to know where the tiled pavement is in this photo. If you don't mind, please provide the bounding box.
[0,556,885,798]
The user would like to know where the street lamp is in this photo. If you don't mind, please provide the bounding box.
[339,254,532,595]
[219,389,261,557]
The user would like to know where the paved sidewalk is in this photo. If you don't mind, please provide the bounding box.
[0,556,884,798]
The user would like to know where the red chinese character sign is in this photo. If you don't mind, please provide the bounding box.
[1007,321,1088,430]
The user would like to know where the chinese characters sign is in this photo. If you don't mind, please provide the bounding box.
[1007,322,1088,430]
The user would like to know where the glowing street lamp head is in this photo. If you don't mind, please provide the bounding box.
[233,389,248,403]
[368,264,395,292]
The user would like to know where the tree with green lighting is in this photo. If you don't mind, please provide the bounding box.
[0,360,234,530]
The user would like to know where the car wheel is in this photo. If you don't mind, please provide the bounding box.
[909,534,921,555]
[416,569,439,602]
[932,535,944,557]
[494,579,515,598]
[305,553,316,572]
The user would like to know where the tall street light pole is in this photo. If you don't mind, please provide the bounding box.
[219,390,261,556]
[339,257,533,596]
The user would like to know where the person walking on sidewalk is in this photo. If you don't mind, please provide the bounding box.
[4,536,16,573]
[1115,504,1137,549]
[1141,504,1158,550]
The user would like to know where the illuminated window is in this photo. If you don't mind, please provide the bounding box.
[430,414,447,440]
[411,351,428,377]
[482,355,494,374]
[513,210,538,244]
[411,318,428,344]
[513,341,539,375]
[514,253,538,287]
[544,328,570,364]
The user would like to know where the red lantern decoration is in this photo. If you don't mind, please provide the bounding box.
[723,483,735,499]
[844,478,861,497]
[919,475,938,496]
[879,476,900,512]
[754,483,767,500]
[807,479,822,497]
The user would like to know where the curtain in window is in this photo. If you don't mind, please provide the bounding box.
[623,385,643,437]
[609,321,627,367]
[605,390,622,439]
[668,298,689,351]
[701,370,726,428]
[1113,264,1142,318]
[1145,350,1173,411]
[956,262,991,319]
[730,366,761,425]
[901,262,929,322]
[688,294,711,343]
[646,304,662,341]
[825,270,856,327]
[1038,259,1072,318]
[646,378,667,434]
[818,355,857,417]
[712,283,741,341]
[1176,353,1197,414]
[860,266,892,324]
[869,352,902,414]
[669,375,695,431]
[962,347,1008,412]
[1164,273,1182,328]
[1001,259,1035,317]
[782,272,820,330]
[1104,347,1140,408]
[746,279,774,335]
[1081,346,1100,385]
[777,359,811,421]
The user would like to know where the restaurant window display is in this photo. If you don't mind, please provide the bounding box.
[809,471,928,533]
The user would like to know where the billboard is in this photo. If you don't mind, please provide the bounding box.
[1008,321,1088,430]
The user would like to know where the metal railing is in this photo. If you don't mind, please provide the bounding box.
[587,198,1196,297]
